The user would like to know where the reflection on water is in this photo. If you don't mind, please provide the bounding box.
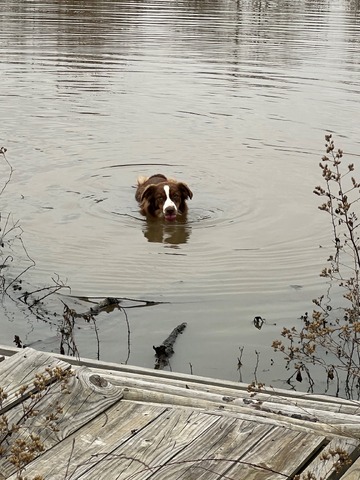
[3,0,359,96]
[1,0,360,390]
[142,218,192,245]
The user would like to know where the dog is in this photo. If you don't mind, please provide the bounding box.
[135,174,193,221]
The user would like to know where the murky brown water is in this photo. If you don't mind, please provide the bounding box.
[1,0,360,390]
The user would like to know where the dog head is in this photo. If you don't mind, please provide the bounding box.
[139,180,193,221]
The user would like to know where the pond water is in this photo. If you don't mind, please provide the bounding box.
[1,0,360,392]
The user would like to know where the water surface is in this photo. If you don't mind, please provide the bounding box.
[1,0,360,391]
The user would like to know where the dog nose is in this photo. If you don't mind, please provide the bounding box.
[164,206,177,221]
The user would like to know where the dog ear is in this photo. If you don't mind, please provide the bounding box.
[140,184,157,202]
[178,183,193,200]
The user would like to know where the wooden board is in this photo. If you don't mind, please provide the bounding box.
[7,401,168,479]
[155,421,327,480]
[298,437,360,480]
[0,347,70,414]
[342,455,360,480]
[2,347,360,480]
[60,411,328,480]
[96,369,360,416]
[69,407,222,479]
[0,353,123,478]
[1,345,357,408]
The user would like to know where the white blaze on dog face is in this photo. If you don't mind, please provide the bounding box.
[163,185,177,213]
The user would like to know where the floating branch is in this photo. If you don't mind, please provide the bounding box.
[153,322,187,370]
[74,297,121,319]
[71,296,168,317]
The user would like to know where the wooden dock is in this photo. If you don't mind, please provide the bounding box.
[1,346,360,479]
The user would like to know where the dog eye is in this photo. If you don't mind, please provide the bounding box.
[172,193,180,201]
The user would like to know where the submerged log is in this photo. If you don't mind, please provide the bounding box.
[69,296,166,320]
[153,322,187,370]
[77,297,120,318]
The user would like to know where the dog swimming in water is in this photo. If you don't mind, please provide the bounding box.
[135,174,193,222]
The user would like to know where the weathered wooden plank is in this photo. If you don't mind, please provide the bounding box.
[234,427,326,479]
[70,407,223,479]
[4,347,359,434]
[342,455,360,480]
[98,369,360,418]
[7,401,168,480]
[37,367,124,440]
[120,385,360,439]
[0,347,70,414]
[297,436,360,480]
[66,411,327,480]
[13,404,221,480]
[0,345,360,415]
[156,418,285,480]
[1,365,123,478]
[69,410,229,479]
[105,374,360,432]
[1,345,357,409]
[154,422,327,480]
[60,368,360,408]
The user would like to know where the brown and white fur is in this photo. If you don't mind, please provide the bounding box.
[135,174,193,221]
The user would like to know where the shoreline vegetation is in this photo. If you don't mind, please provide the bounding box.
[1,136,360,400]
[273,134,360,400]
